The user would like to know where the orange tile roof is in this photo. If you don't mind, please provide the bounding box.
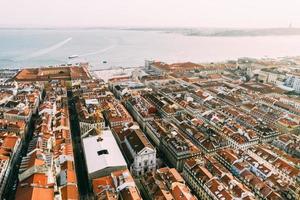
[60,185,79,200]
[171,182,197,200]
[120,187,142,200]
[16,186,54,200]
[2,136,19,149]
[92,175,115,195]
[66,170,77,184]
[21,173,49,186]
[23,151,46,170]
[14,66,91,81]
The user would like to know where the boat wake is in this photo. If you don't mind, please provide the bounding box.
[15,37,72,61]
[79,44,116,57]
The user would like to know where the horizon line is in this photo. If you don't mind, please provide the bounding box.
[0,25,299,30]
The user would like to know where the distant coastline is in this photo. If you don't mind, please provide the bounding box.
[2,27,300,37]
[123,27,300,37]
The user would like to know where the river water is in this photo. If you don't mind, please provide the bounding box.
[1,28,300,69]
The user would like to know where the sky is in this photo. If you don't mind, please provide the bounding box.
[1,0,300,28]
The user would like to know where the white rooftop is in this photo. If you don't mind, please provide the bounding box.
[85,98,99,105]
[277,84,295,91]
[82,129,127,175]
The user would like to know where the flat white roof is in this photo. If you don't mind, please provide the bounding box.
[82,129,127,175]
[85,98,99,105]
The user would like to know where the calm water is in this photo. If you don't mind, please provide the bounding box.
[1,28,300,69]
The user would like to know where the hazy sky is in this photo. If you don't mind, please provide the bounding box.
[1,0,300,28]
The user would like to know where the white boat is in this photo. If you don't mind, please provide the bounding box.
[68,55,79,59]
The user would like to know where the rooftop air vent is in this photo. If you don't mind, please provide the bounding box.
[97,149,109,156]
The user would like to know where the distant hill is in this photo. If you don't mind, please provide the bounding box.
[198,28,300,37]
[124,27,300,37]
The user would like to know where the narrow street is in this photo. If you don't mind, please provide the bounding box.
[67,90,93,200]
[2,115,37,200]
